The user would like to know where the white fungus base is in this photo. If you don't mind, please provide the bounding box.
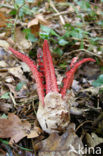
[37,92,70,133]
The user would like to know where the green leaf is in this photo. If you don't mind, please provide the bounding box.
[15,81,26,92]
[0,114,8,119]
[40,25,59,39]
[23,28,37,42]
[15,0,24,6]
[76,0,91,11]
[9,9,17,16]
[0,139,9,145]
[40,25,51,34]
[26,0,34,2]
[50,29,60,37]
[97,20,103,26]
[58,39,68,46]
[39,32,50,40]
[31,7,38,13]
[92,74,103,87]
[70,28,87,39]
[53,48,63,56]
[1,92,10,99]
[19,5,33,17]
[80,40,84,49]
[27,33,37,42]
[59,63,67,68]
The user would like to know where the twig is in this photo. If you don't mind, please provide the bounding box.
[92,112,103,127]
[76,120,92,132]
[0,4,14,9]
[63,49,101,58]
[50,0,65,25]
[46,10,70,19]
[9,92,17,107]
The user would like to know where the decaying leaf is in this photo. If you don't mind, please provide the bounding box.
[0,11,9,28]
[33,0,43,5]
[0,114,41,144]
[35,123,83,156]
[8,66,27,81]
[0,32,6,39]
[15,27,32,50]
[28,14,50,37]
[27,127,42,138]
[5,76,14,83]
[0,40,9,49]
[0,103,12,113]
[86,133,103,147]
[0,113,31,144]
[0,60,8,67]
[21,62,31,72]
[28,14,50,28]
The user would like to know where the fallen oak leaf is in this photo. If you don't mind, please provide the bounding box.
[0,113,31,144]
[34,123,84,156]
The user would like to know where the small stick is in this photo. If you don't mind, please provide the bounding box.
[50,0,65,25]
[9,92,17,107]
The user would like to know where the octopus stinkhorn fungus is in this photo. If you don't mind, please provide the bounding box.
[9,40,95,133]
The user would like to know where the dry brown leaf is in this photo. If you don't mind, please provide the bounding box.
[0,40,9,49]
[21,62,31,72]
[28,14,50,37]
[86,133,103,147]
[0,113,31,144]
[0,60,8,67]
[27,127,42,138]
[5,83,18,98]
[0,148,6,156]
[8,66,27,81]
[5,76,14,83]
[0,11,9,28]
[28,18,38,27]
[0,103,12,113]
[35,123,84,156]
[36,14,50,25]
[33,0,43,6]
[30,24,40,37]
[15,27,31,50]
[28,14,49,29]
[0,32,6,39]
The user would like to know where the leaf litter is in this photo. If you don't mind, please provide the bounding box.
[0,0,103,155]
[0,113,41,144]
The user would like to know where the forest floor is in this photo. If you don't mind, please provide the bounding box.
[0,0,103,156]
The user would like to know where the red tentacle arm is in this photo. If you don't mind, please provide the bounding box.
[9,47,45,105]
[60,58,96,97]
[37,48,45,93]
[70,57,78,68]
[43,40,58,94]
